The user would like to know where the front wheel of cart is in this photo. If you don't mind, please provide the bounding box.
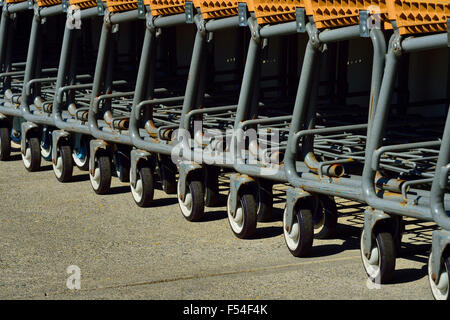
[22,136,41,172]
[227,191,257,239]
[0,127,11,161]
[313,195,338,239]
[177,178,205,222]
[90,151,112,195]
[428,252,450,300]
[283,207,313,257]
[360,228,396,284]
[130,165,154,207]
[53,144,73,183]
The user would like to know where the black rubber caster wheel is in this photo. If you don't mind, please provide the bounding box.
[0,127,11,161]
[130,164,155,207]
[40,128,52,162]
[90,151,112,195]
[22,136,41,172]
[73,137,89,171]
[177,178,205,222]
[360,228,396,284]
[159,155,177,195]
[428,252,450,300]
[283,206,313,257]
[313,195,338,239]
[205,166,220,207]
[227,191,257,239]
[53,144,74,182]
[256,180,274,222]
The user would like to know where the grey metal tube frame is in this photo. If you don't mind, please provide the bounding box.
[282,22,386,232]
[0,1,30,117]
[361,32,449,220]
[18,3,65,126]
[52,7,104,135]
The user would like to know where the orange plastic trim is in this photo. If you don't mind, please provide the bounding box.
[145,0,186,16]
[244,0,304,24]
[69,0,97,8]
[106,0,138,12]
[387,0,450,35]
[193,0,239,20]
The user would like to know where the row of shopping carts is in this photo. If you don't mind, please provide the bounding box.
[0,0,449,299]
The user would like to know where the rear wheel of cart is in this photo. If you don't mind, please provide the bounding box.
[90,151,112,195]
[428,252,450,300]
[0,127,11,161]
[53,143,73,183]
[360,228,396,284]
[391,216,404,256]
[159,155,177,195]
[313,195,338,239]
[40,129,52,162]
[22,136,41,172]
[227,191,257,239]
[130,164,154,207]
[178,178,205,222]
[205,166,221,207]
[283,206,313,257]
[73,137,89,171]
[256,180,274,222]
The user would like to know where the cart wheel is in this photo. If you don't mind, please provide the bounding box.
[73,142,89,171]
[205,166,220,207]
[283,207,313,257]
[313,195,338,239]
[159,157,177,194]
[22,136,41,172]
[227,191,257,239]
[0,127,11,161]
[392,216,404,256]
[40,133,52,162]
[360,228,396,284]
[205,178,220,207]
[428,252,450,300]
[114,151,130,183]
[53,144,73,182]
[89,151,111,195]
[177,178,205,222]
[130,165,154,207]
[257,182,274,222]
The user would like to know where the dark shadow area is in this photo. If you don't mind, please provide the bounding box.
[309,237,360,258]
[69,174,90,183]
[154,182,163,191]
[390,265,428,284]
[200,210,228,222]
[258,208,283,223]
[39,165,53,171]
[399,244,430,262]
[252,226,283,240]
[6,154,21,161]
[108,185,131,195]
[335,222,363,240]
[206,194,228,208]
[149,197,178,207]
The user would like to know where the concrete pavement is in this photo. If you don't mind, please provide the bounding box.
[0,153,436,300]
